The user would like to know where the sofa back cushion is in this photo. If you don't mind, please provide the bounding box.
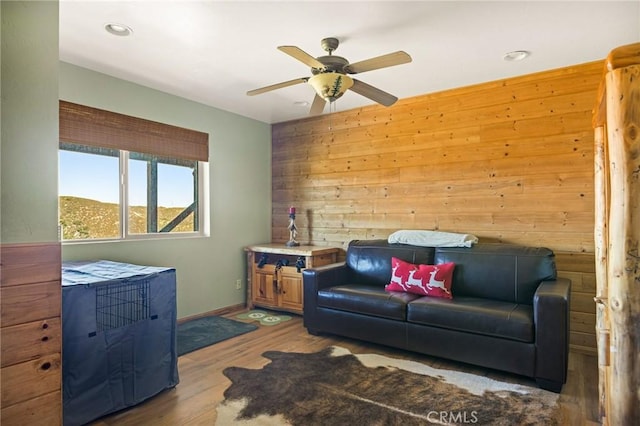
[434,244,556,304]
[346,240,435,287]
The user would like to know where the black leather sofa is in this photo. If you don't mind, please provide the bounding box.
[302,239,571,392]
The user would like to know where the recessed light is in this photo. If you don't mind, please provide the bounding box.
[503,50,530,61]
[105,23,133,37]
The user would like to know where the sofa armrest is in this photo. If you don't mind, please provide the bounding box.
[303,262,348,291]
[302,262,347,331]
[533,278,571,390]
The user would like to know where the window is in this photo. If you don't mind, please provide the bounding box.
[59,101,209,241]
[59,145,120,239]
[127,152,199,234]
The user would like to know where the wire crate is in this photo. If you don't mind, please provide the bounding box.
[96,279,150,331]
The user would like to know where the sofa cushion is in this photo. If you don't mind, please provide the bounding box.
[317,284,420,320]
[434,244,556,304]
[385,257,454,299]
[346,239,435,287]
[407,296,535,342]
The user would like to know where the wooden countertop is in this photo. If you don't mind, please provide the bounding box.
[245,243,340,256]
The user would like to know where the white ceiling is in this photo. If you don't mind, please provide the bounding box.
[59,1,640,124]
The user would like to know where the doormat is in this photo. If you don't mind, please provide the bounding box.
[177,315,258,356]
[235,310,293,326]
[217,346,561,425]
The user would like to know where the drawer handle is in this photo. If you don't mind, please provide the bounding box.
[41,336,49,342]
[41,362,51,371]
[42,323,49,329]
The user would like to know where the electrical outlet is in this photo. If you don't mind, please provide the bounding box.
[236,279,242,290]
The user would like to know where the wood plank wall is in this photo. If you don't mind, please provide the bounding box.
[271,60,602,353]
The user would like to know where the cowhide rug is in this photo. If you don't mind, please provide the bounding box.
[216,346,561,425]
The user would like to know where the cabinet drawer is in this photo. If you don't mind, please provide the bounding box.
[281,265,302,276]
[1,353,61,407]
[0,390,61,426]
[0,281,60,327]
[255,264,276,274]
[1,318,61,368]
[309,253,337,267]
[256,265,302,277]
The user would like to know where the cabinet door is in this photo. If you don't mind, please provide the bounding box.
[252,266,277,306]
[279,270,303,311]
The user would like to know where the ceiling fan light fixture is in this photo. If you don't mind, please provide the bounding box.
[309,73,354,103]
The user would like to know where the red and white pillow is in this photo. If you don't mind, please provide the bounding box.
[385,257,455,299]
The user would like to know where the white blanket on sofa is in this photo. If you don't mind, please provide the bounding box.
[388,230,478,248]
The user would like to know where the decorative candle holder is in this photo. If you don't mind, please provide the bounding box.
[286,206,300,247]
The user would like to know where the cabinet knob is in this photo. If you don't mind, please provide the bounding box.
[41,362,51,371]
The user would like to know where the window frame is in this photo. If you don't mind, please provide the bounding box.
[58,100,210,243]
[59,143,208,243]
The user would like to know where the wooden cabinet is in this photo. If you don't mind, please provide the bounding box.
[0,243,62,426]
[245,244,339,314]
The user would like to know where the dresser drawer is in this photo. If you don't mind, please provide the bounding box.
[1,318,61,368]
[0,281,60,327]
[1,353,61,407]
[0,242,61,287]
[0,390,61,426]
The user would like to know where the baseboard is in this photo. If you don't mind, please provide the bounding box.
[177,303,247,324]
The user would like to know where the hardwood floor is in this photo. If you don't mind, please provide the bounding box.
[91,312,600,425]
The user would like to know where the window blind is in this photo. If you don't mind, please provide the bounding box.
[59,100,209,162]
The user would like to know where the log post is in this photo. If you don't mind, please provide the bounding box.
[593,124,610,424]
[604,63,640,425]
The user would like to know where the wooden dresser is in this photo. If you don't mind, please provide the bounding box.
[245,244,340,314]
[1,243,62,425]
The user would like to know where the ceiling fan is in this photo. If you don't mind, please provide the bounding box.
[247,37,412,115]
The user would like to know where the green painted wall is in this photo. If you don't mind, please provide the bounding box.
[1,1,271,318]
[59,62,272,318]
[1,1,59,244]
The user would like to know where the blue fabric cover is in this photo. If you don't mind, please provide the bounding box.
[62,261,179,426]
[62,260,172,285]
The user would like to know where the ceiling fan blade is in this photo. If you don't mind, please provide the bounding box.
[309,94,326,115]
[247,77,308,96]
[350,79,398,107]
[278,46,325,69]
[344,51,412,74]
